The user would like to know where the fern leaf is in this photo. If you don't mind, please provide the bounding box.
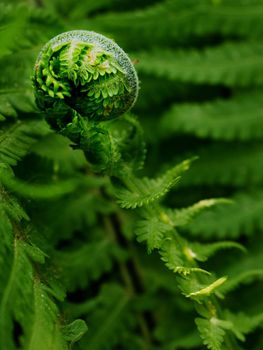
[87,0,263,49]
[160,240,210,276]
[116,159,192,209]
[218,248,263,295]
[137,42,263,87]
[78,284,131,350]
[0,238,35,350]
[180,142,263,187]
[195,317,232,350]
[0,119,49,166]
[0,164,83,199]
[55,239,120,291]
[0,4,28,58]
[187,190,263,239]
[61,319,88,345]
[0,90,36,119]
[24,280,70,350]
[188,241,245,262]
[165,198,229,227]
[224,310,263,342]
[32,133,87,172]
[135,216,171,252]
[160,92,263,141]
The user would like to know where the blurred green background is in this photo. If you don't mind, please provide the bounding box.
[1,0,263,349]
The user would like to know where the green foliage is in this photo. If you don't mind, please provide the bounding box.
[160,92,263,141]
[136,41,263,86]
[1,0,263,350]
[115,159,191,209]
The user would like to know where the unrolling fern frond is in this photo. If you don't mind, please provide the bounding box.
[137,42,263,87]
[160,92,263,141]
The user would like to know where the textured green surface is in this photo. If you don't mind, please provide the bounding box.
[1,1,263,350]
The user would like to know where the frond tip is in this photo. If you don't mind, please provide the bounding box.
[116,159,193,209]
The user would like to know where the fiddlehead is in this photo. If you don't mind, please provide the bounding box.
[33,30,140,173]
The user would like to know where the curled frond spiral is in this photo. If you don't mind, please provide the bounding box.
[33,30,138,123]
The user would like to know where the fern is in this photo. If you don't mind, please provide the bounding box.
[160,92,263,141]
[137,42,263,86]
[224,310,263,342]
[84,0,263,49]
[195,317,232,350]
[187,190,263,238]
[1,1,263,350]
[0,120,49,165]
[179,142,263,187]
[115,159,192,209]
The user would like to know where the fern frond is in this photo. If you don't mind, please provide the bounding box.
[0,4,28,58]
[76,283,131,350]
[160,92,263,141]
[86,0,263,49]
[137,42,263,87]
[187,241,245,262]
[115,159,192,209]
[187,190,263,238]
[165,198,230,227]
[219,248,263,295]
[0,90,37,119]
[55,239,120,291]
[0,188,86,349]
[160,239,210,276]
[135,216,171,252]
[195,316,232,350]
[62,319,88,346]
[32,133,87,172]
[224,310,263,342]
[0,119,49,166]
[0,164,84,200]
[180,142,263,187]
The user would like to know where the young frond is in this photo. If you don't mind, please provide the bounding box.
[160,92,263,141]
[115,159,192,209]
